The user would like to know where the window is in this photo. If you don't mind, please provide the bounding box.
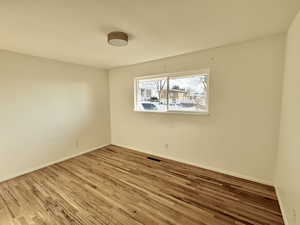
[134,70,209,114]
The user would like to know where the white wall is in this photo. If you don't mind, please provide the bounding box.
[0,50,110,182]
[109,34,285,184]
[275,10,300,225]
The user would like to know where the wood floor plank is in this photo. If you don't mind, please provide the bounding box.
[0,145,284,225]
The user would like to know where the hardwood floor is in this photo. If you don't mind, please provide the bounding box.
[0,145,284,225]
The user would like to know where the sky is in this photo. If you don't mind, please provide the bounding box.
[138,74,208,94]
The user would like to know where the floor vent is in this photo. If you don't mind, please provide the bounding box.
[147,157,161,162]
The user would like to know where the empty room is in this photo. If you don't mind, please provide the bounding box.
[1,1,300,224]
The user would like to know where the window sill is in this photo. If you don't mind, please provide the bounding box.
[133,109,209,116]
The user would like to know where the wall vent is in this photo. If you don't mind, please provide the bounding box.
[147,157,161,162]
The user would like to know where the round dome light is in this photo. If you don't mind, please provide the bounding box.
[107,31,128,47]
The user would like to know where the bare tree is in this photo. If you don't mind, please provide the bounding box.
[202,77,208,89]
[155,80,167,101]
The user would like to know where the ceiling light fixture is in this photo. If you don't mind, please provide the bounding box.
[107,31,128,47]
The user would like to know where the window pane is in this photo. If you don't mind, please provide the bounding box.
[168,74,208,112]
[136,77,168,112]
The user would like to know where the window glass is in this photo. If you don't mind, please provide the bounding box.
[135,72,209,114]
[168,75,208,112]
[136,77,167,112]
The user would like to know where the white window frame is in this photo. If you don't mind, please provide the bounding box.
[134,69,210,115]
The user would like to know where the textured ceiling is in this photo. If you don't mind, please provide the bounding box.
[0,0,299,69]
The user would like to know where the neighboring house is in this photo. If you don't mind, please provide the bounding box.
[140,88,155,101]
[140,87,207,108]
[161,89,187,104]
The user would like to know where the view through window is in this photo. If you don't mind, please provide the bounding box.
[135,71,209,113]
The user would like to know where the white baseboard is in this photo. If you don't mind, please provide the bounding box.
[188,162,273,186]
[1,142,274,188]
[113,143,273,186]
[275,186,289,225]
[0,144,109,183]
